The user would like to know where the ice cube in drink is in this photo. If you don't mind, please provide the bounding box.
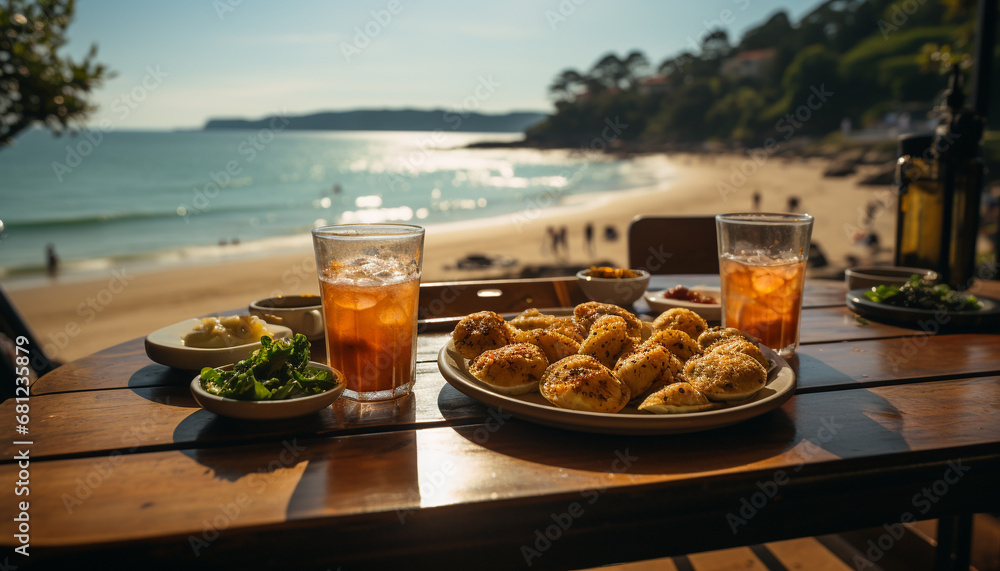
[720,254,807,357]
[319,259,420,401]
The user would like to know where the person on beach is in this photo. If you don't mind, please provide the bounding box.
[556,226,568,259]
[584,222,594,255]
[546,226,557,256]
[787,196,800,212]
[46,244,59,277]
[752,191,761,211]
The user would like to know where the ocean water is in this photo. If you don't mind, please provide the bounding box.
[0,129,667,280]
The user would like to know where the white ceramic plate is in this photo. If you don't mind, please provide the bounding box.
[438,342,795,435]
[145,318,294,370]
[644,286,722,321]
[190,361,344,420]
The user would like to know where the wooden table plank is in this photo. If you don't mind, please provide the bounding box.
[17,330,1000,462]
[23,323,1000,463]
[799,306,934,344]
[4,376,999,567]
[795,333,1000,392]
[4,362,484,462]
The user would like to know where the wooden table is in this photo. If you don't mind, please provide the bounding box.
[4,276,1000,569]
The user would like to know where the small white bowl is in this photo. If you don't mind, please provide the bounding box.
[576,268,651,306]
[191,361,344,420]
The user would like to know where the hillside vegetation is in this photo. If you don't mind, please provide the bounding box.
[529,0,996,148]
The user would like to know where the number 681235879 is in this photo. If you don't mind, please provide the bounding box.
[14,335,30,397]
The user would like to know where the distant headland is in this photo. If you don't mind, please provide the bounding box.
[203,109,548,133]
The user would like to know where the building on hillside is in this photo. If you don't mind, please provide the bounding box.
[637,75,672,96]
[720,48,777,80]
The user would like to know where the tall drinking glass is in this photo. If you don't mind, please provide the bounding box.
[716,213,813,358]
[312,224,425,401]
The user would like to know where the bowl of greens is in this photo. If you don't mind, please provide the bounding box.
[846,273,999,327]
[862,273,981,311]
[190,333,344,420]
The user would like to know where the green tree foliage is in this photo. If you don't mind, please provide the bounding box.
[0,0,111,147]
[530,0,979,147]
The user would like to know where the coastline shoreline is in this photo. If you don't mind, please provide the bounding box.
[6,150,895,363]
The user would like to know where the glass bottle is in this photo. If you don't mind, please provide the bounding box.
[894,69,984,288]
[895,134,943,271]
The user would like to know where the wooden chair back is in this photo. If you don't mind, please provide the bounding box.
[627,216,719,274]
[418,277,589,330]
[1,285,60,398]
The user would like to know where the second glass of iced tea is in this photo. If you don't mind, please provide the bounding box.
[312,224,424,401]
[716,213,813,357]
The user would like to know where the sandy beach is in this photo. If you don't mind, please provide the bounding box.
[6,152,894,364]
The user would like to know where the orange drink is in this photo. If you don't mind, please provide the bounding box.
[716,213,813,357]
[320,275,419,399]
[720,256,807,355]
[313,224,424,401]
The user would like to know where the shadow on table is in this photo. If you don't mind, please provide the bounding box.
[128,363,199,394]
[173,411,328,482]
[790,352,860,391]
[171,395,418,482]
[438,384,910,476]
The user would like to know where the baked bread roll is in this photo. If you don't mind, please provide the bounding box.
[638,381,714,414]
[579,314,637,368]
[709,337,769,370]
[573,301,643,338]
[642,329,702,362]
[684,351,767,401]
[546,317,586,343]
[509,308,558,331]
[697,326,749,350]
[469,343,548,395]
[652,307,708,340]
[614,344,671,401]
[513,328,581,363]
[452,311,514,360]
[540,355,630,413]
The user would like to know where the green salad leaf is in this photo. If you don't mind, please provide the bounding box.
[199,334,340,400]
[863,274,981,311]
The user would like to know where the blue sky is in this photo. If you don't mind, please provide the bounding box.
[66,0,820,129]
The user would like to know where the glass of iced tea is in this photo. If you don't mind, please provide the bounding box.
[716,213,813,357]
[312,224,425,401]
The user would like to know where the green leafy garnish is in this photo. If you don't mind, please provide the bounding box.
[863,274,981,311]
[199,334,340,400]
